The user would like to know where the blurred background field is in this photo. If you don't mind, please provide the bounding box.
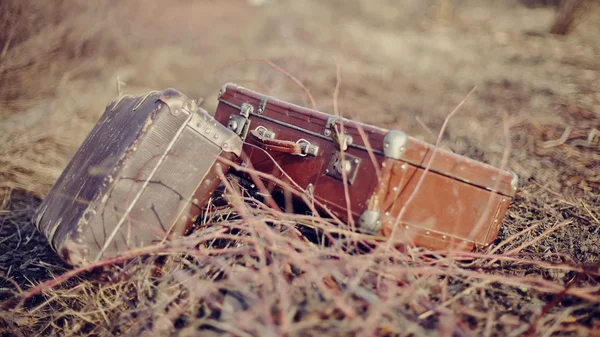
[0,0,599,336]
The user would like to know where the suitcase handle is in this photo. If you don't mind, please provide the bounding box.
[249,126,319,157]
[250,128,303,155]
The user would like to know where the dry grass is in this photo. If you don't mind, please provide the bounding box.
[1,0,600,336]
[1,172,599,337]
[0,0,132,196]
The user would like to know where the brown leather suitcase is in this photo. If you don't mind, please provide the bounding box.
[214,83,519,251]
[34,89,243,267]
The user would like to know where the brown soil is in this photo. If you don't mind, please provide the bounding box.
[0,0,599,336]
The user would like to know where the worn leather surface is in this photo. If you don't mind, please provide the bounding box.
[214,83,515,252]
[34,89,241,266]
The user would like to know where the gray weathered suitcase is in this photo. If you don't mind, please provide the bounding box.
[33,89,242,267]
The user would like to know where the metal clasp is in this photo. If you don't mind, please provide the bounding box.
[255,125,276,139]
[227,102,253,141]
[325,149,361,184]
[296,138,319,157]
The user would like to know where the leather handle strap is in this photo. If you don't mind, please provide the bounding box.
[249,129,303,155]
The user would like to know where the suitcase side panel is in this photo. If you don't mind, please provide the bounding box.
[374,159,509,249]
[80,99,241,265]
[83,126,225,263]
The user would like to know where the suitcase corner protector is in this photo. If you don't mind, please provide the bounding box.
[359,210,382,232]
[510,171,520,196]
[383,130,409,160]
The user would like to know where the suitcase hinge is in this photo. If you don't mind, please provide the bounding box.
[324,116,337,136]
[326,116,354,151]
[257,96,268,114]
[227,102,253,141]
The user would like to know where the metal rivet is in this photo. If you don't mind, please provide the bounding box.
[442,235,447,240]
[405,225,409,229]
[192,198,199,205]
[354,159,359,164]
[393,187,399,192]
[205,128,210,133]
[214,134,219,139]
[401,164,407,170]
[223,143,228,148]
[385,212,390,216]
[384,143,390,148]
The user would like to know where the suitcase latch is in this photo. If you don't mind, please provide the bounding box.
[326,150,361,184]
[227,102,253,141]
